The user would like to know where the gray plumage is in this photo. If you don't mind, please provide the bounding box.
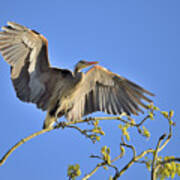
[0,22,154,129]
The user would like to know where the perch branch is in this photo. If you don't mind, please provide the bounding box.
[82,162,105,180]
[0,115,134,166]
[0,127,54,166]
[151,134,166,180]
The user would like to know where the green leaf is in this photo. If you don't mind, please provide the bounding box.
[94,120,99,127]
[76,169,81,176]
[67,164,81,179]
[153,105,160,111]
[142,126,151,138]
[92,128,100,134]
[171,161,176,173]
[124,124,130,129]
[124,131,130,141]
[101,146,107,155]
[149,111,154,120]
[99,130,105,136]
[122,127,127,135]
[96,136,101,141]
[105,153,111,164]
[101,146,111,164]
[169,110,174,118]
[163,168,170,178]
[118,124,123,130]
[145,160,151,171]
[74,164,80,171]
[171,172,175,179]
[169,120,174,126]
[107,147,111,154]
[176,164,180,176]
[147,104,153,109]
[164,156,175,161]
[165,163,171,171]
[161,111,169,119]
[130,118,135,125]
[147,104,159,111]
[120,146,125,155]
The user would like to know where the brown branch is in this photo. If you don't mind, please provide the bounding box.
[112,143,136,179]
[151,134,166,180]
[136,115,150,127]
[160,157,180,165]
[158,118,172,152]
[112,147,154,179]
[80,115,151,180]
[82,162,105,180]
[82,110,175,180]
[111,145,125,163]
[65,125,94,142]
[0,126,55,166]
[82,158,119,180]
[151,116,174,179]
[0,115,132,166]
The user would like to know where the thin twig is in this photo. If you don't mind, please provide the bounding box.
[0,127,54,166]
[160,157,180,165]
[65,125,94,141]
[151,134,166,180]
[111,146,125,163]
[136,115,150,127]
[151,116,174,179]
[0,115,131,166]
[112,143,136,179]
[158,117,172,152]
[121,143,136,158]
[112,148,154,179]
[82,162,105,180]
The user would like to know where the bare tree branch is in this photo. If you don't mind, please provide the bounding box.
[151,134,166,180]
[0,115,133,166]
[0,127,54,166]
[160,158,180,165]
[82,162,105,180]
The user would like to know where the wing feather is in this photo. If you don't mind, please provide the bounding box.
[0,22,62,111]
[108,91,116,114]
[66,65,154,121]
[110,89,120,114]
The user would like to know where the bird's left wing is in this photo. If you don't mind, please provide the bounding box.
[65,65,154,121]
[0,22,55,110]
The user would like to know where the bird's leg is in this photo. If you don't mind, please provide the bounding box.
[43,112,57,129]
[43,100,61,129]
[56,121,66,129]
[55,112,66,128]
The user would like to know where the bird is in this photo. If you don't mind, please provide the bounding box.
[0,22,154,129]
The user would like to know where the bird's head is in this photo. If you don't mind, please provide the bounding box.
[74,60,98,73]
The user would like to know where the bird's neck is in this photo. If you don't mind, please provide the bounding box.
[73,67,82,76]
[74,67,79,75]
[72,70,83,85]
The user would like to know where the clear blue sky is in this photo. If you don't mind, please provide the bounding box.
[0,1,180,179]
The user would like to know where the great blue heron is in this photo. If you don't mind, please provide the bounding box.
[0,22,154,129]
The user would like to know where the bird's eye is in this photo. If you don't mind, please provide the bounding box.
[79,60,85,64]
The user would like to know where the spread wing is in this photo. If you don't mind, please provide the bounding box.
[66,65,154,121]
[0,22,60,110]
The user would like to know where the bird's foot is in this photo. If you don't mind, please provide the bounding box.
[56,121,66,129]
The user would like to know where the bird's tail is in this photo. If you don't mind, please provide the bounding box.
[43,113,57,129]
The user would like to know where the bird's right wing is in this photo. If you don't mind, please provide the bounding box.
[66,65,154,121]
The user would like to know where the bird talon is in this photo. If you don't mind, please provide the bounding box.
[56,121,66,128]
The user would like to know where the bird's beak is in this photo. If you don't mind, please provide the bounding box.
[86,61,99,65]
